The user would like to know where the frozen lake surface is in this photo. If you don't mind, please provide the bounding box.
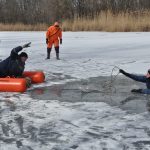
[1,32,150,149]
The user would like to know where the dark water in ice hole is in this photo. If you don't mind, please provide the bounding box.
[29,76,150,114]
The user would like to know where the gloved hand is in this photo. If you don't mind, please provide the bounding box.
[22,42,31,48]
[131,89,142,93]
[60,39,62,44]
[46,38,48,44]
[25,77,32,88]
[119,69,125,74]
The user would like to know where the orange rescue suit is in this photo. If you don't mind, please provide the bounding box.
[46,25,62,48]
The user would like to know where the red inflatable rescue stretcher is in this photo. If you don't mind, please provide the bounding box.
[0,71,45,92]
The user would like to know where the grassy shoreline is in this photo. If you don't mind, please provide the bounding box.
[63,11,150,32]
[0,23,48,31]
[0,11,150,32]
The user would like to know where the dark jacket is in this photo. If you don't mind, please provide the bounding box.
[0,46,25,77]
[122,71,150,94]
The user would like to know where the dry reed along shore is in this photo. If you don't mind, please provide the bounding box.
[0,11,150,32]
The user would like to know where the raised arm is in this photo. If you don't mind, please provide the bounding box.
[10,42,31,59]
[10,46,23,59]
[119,69,147,83]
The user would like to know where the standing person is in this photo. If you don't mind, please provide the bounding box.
[119,69,150,94]
[46,22,62,60]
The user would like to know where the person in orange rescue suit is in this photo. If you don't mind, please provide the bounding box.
[46,22,62,60]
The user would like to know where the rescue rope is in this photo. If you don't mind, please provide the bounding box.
[44,60,121,98]
[59,65,121,98]
[111,66,120,86]
[108,66,120,93]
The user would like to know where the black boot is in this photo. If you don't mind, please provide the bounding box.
[46,54,50,59]
[131,89,142,93]
[46,48,51,59]
[55,47,60,60]
[56,53,60,60]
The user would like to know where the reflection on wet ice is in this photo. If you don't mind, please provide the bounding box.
[29,76,150,113]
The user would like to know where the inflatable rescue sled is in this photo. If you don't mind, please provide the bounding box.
[0,71,45,92]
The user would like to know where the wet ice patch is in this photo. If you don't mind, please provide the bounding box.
[0,92,150,149]
[29,75,149,114]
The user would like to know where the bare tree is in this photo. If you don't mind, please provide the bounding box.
[0,0,150,24]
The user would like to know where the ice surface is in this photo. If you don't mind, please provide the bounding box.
[0,32,150,150]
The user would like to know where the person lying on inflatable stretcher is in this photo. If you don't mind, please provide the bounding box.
[120,69,150,94]
[0,42,31,87]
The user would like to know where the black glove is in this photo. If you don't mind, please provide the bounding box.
[60,39,62,44]
[22,42,31,48]
[25,77,32,88]
[131,89,142,93]
[119,69,125,74]
[46,38,48,44]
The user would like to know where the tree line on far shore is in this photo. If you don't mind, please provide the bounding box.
[0,0,150,25]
